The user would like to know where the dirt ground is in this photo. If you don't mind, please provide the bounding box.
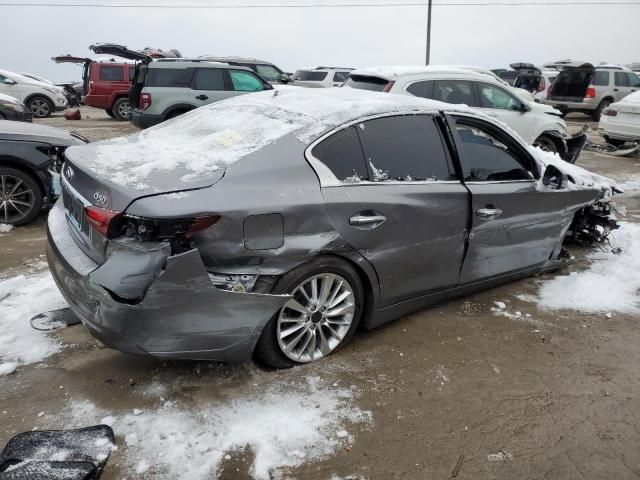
[1,108,640,480]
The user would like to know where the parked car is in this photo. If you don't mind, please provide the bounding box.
[544,63,640,121]
[598,91,640,146]
[0,93,31,122]
[19,73,83,108]
[344,66,583,161]
[198,56,291,84]
[438,65,534,101]
[0,122,86,225]
[510,63,558,102]
[495,69,518,85]
[47,88,616,367]
[292,67,353,88]
[0,70,67,118]
[127,58,272,129]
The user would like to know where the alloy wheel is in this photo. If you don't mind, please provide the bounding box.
[118,101,131,119]
[276,273,355,363]
[0,174,35,223]
[30,98,50,117]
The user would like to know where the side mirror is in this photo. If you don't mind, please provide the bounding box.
[542,165,567,190]
[520,102,532,113]
[3,78,16,85]
[279,73,292,84]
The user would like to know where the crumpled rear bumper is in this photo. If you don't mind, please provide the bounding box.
[46,201,290,362]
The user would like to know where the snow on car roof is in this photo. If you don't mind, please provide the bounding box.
[350,65,483,81]
[67,88,471,190]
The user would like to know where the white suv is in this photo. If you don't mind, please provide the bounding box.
[344,66,579,160]
[292,67,353,88]
[0,69,67,118]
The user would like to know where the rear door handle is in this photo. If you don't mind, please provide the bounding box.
[476,207,502,220]
[349,213,387,229]
[195,94,208,100]
[613,88,619,92]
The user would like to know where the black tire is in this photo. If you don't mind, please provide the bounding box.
[591,99,612,122]
[27,95,53,118]
[111,98,131,121]
[255,256,364,369]
[0,166,43,226]
[534,134,559,154]
[165,109,189,120]
[104,108,115,118]
[604,137,626,148]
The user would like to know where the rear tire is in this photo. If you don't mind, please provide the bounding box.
[255,256,364,369]
[591,99,611,122]
[104,108,115,118]
[111,98,131,121]
[0,167,43,226]
[28,95,53,118]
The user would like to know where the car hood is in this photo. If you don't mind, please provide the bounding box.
[529,101,563,116]
[0,122,83,146]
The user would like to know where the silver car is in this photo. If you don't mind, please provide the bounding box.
[47,88,615,368]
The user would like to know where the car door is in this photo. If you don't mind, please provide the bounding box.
[188,68,230,106]
[311,114,469,307]
[0,73,17,99]
[447,115,567,284]
[614,72,632,102]
[473,81,534,143]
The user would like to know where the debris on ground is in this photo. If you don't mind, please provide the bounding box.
[0,224,13,234]
[487,450,513,462]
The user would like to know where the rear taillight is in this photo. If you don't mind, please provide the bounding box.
[140,93,152,111]
[537,77,546,92]
[84,206,122,237]
[585,87,596,98]
[383,81,395,93]
[603,109,618,117]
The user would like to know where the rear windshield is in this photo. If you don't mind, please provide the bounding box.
[145,68,193,88]
[293,70,328,81]
[344,75,389,92]
[592,71,609,86]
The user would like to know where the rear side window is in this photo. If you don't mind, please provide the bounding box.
[230,70,264,91]
[455,123,532,181]
[615,72,629,87]
[358,115,452,182]
[592,71,609,86]
[145,68,193,88]
[432,80,475,106]
[312,127,369,182]
[333,71,350,83]
[294,70,328,81]
[406,80,434,99]
[344,75,389,92]
[99,65,124,82]
[192,69,225,90]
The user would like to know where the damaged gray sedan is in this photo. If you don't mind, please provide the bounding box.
[46,88,618,368]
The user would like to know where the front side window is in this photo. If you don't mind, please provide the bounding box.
[476,83,521,111]
[358,115,452,182]
[192,69,225,90]
[311,127,369,182]
[128,66,134,81]
[455,122,533,182]
[99,65,124,82]
[615,71,629,87]
[406,80,434,99]
[333,71,350,83]
[229,70,264,91]
[627,72,640,87]
[592,71,609,86]
[432,80,475,105]
[145,68,193,88]
[255,64,282,82]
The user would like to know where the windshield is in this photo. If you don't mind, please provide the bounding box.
[255,64,282,81]
[293,70,328,81]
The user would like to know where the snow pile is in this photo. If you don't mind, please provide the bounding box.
[0,223,13,233]
[537,222,640,314]
[530,146,618,200]
[65,88,468,191]
[62,377,370,479]
[0,273,66,374]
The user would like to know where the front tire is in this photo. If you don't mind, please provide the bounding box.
[255,256,364,368]
[0,167,43,225]
[104,108,115,118]
[111,98,131,121]
[28,96,53,118]
[534,134,559,154]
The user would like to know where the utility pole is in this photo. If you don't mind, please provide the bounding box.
[426,0,432,65]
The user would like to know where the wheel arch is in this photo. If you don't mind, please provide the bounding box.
[161,103,196,121]
[24,93,54,109]
[0,156,48,197]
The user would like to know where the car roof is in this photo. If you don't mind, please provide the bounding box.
[349,65,501,82]
[297,66,354,72]
[147,60,252,71]
[198,56,276,65]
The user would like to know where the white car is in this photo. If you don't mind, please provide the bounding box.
[436,64,535,101]
[0,69,67,117]
[344,66,577,158]
[292,67,353,88]
[598,91,640,146]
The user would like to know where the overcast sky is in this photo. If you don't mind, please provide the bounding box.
[0,0,638,82]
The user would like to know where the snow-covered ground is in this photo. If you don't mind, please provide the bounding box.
[52,376,371,479]
[0,273,65,375]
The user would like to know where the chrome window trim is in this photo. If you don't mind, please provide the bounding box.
[464,179,537,185]
[304,110,457,188]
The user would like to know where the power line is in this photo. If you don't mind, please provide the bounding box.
[0,0,638,6]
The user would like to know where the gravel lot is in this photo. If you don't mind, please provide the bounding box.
[1,108,639,479]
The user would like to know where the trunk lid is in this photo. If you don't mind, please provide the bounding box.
[548,62,594,102]
[89,43,153,63]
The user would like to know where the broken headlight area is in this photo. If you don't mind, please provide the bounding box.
[566,201,620,246]
[207,272,259,293]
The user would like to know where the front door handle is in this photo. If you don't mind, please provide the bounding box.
[349,213,387,229]
[476,207,503,220]
[195,94,208,100]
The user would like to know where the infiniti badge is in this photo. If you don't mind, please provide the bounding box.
[65,165,74,180]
